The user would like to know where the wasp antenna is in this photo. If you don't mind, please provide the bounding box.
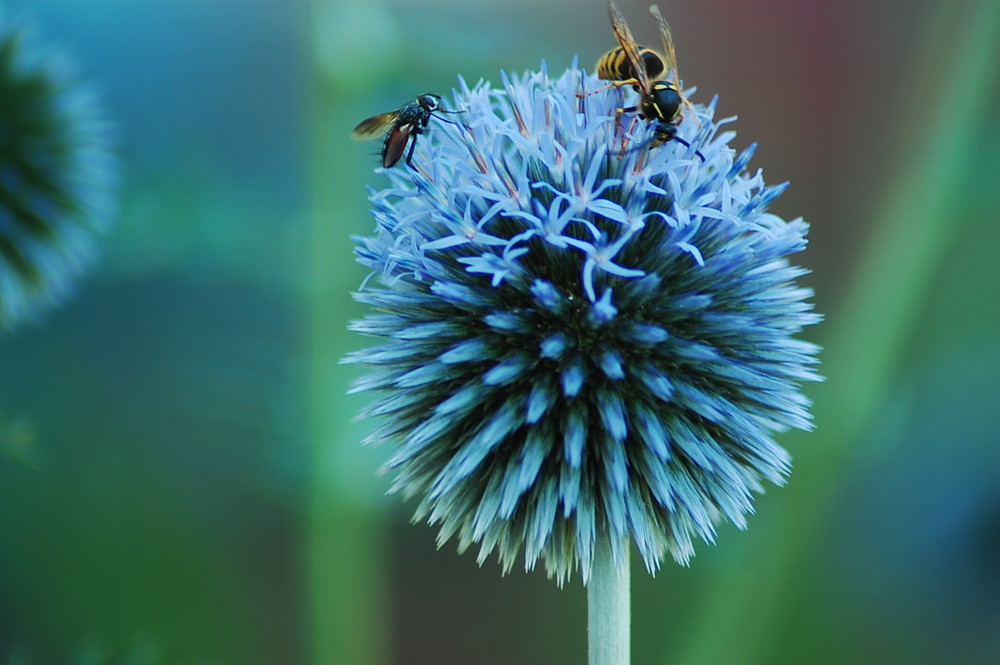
[670,135,705,162]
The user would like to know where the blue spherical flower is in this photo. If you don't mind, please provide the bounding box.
[0,16,116,330]
[347,62,821,583]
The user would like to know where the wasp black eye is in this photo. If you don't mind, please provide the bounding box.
[420,94,440,111]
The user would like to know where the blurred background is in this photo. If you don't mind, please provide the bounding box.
[0,0,997,663]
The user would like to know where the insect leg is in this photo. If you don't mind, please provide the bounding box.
[608,104,639,151]
[575,78,640,99]
[403,135,419,169]
[621,114,644,153]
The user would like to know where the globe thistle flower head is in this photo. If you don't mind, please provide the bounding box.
[348,61,821,584]
[0,15,116,331]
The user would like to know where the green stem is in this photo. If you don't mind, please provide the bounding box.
[588,536,631,665]
[304,4,392,664]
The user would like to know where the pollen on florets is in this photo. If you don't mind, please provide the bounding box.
[346,60,821,584]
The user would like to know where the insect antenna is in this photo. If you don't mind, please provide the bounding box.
[668,135,706,162]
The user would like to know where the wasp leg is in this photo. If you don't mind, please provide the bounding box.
[622,114,643,154]
[613,105,639,131]
[575,78,640,99]
[610,108,641,154]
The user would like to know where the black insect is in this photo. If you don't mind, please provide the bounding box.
[352,93,460,169]
[594,2,704,160]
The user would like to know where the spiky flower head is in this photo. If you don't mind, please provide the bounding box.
[0,14,116,331]
[347,62,821,583]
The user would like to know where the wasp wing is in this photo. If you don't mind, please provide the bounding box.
[351,111,400,140]
[607,1,651,92]
[649,5,680,85]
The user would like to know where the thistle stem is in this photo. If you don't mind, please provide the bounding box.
[588,536,631,665]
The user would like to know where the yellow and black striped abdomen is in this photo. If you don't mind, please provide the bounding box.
[596,47,666,82]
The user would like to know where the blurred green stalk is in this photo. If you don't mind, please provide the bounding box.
[674,1,1000,664]
[304,3,391,664]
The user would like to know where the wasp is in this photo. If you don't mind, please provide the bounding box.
[593,2,703,160]
[352,93,460,169]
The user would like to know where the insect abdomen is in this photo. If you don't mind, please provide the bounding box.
[596,48,665,81]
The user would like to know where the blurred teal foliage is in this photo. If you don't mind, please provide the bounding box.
[1,0,998,664]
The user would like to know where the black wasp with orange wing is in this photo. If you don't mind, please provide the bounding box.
[352,93,461,169]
